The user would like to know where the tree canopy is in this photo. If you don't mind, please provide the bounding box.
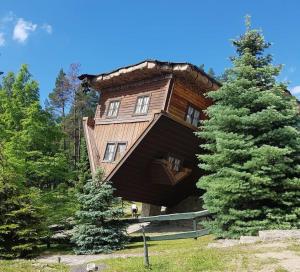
[197,17,300,238]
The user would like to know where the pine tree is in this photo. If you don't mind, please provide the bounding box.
[76,138,91,192]
[48,69,70,151]
[0,150,42,258]
[207,68,216,78]
[197,17,300,238]
[72,169,128,254]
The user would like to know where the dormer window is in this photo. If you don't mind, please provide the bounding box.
[107,100,120,118]
[134,95,150,115]
[185,105,200,126]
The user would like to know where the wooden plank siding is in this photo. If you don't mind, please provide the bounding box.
[109,114,203,206]
[95,77,170,124]
[91,77,171,176]
[93,121,149,175]
[167,79,212,123]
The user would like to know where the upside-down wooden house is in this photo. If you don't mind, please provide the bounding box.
[79,60,220,210]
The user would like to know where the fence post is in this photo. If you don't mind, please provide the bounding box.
[193,219,197,240]
[141,225,150,267]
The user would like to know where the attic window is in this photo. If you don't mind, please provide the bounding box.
[168,155,181,172]
[107,100,120,118]
[134,95,150,115]
[103,142,127,162]
[185,105,200,126]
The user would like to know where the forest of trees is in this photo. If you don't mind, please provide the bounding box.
[0,63,99,257]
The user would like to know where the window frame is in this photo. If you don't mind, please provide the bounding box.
[114,142,127,162]
[185,104,201,127]
[102,141,127,162]
[106,99,121,119]
[167,154,183,172]
[133,95,151,116]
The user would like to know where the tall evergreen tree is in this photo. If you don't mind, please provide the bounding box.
[72,169,128,254]
[48,69,70,120]
[0,137,42,258]
[197,17,300,238]
[48,69,71,151]
[0,169,42,258]
[207,68,216,78]
[76,138,91,192]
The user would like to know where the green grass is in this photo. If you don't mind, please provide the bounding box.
[1,235,298,271]
[0,260,68,272]
[98,235,255,271]
[287,242,300,253]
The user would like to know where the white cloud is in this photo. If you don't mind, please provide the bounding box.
[13,18,37,43]
[41,23,52,34]
[0,33,5,46]
[290,86,300,96]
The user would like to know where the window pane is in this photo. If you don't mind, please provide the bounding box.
[174,158,181,171]
[192,110,200,126]
[135,97,143,114]
[141,96,149,113]
[115,143,126,161]
[112,101,120,116]
[104,143,116,161]
[135,96,149,114]
[107,101,120,117]
[186,106,194,124]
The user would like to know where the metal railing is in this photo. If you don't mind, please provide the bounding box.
[126,209,212,267]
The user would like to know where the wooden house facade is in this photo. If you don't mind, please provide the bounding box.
[79,60,220,208]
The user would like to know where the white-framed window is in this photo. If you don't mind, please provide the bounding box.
[168,155,182,172]
[185,105,200,126]
[103,142,127,162]
[103,143,116,161]
[107,100,120,117]
[134,95,150,115]
[114,143,126,161]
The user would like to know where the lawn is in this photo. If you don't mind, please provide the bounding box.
[1,235,298,271]
[100,235,297,272]
[101,235,243,272]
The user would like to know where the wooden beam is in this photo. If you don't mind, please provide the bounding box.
[122,210,211,224]
[147,229,210,241]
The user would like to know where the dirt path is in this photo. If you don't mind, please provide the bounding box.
[38,252,147,272]
[38,252,144,266]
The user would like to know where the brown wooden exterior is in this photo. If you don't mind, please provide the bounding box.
[80,60,220,206]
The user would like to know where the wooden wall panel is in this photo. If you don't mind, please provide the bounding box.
[93,121,150,176]
[168,79,212,121]
[95,78,170,124]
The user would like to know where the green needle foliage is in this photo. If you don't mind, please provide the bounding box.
[72,169,128,254]
[197,17,300,238]
[0,159,43,258]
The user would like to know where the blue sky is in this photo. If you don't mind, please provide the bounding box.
[1,0,300,103]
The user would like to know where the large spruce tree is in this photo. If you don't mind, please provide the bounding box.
[72,169,128,254]
[197,17,300,238]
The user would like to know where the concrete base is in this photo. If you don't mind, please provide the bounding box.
[141,196,203,217]
[166,195,204,214]
[141,203,161,217]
